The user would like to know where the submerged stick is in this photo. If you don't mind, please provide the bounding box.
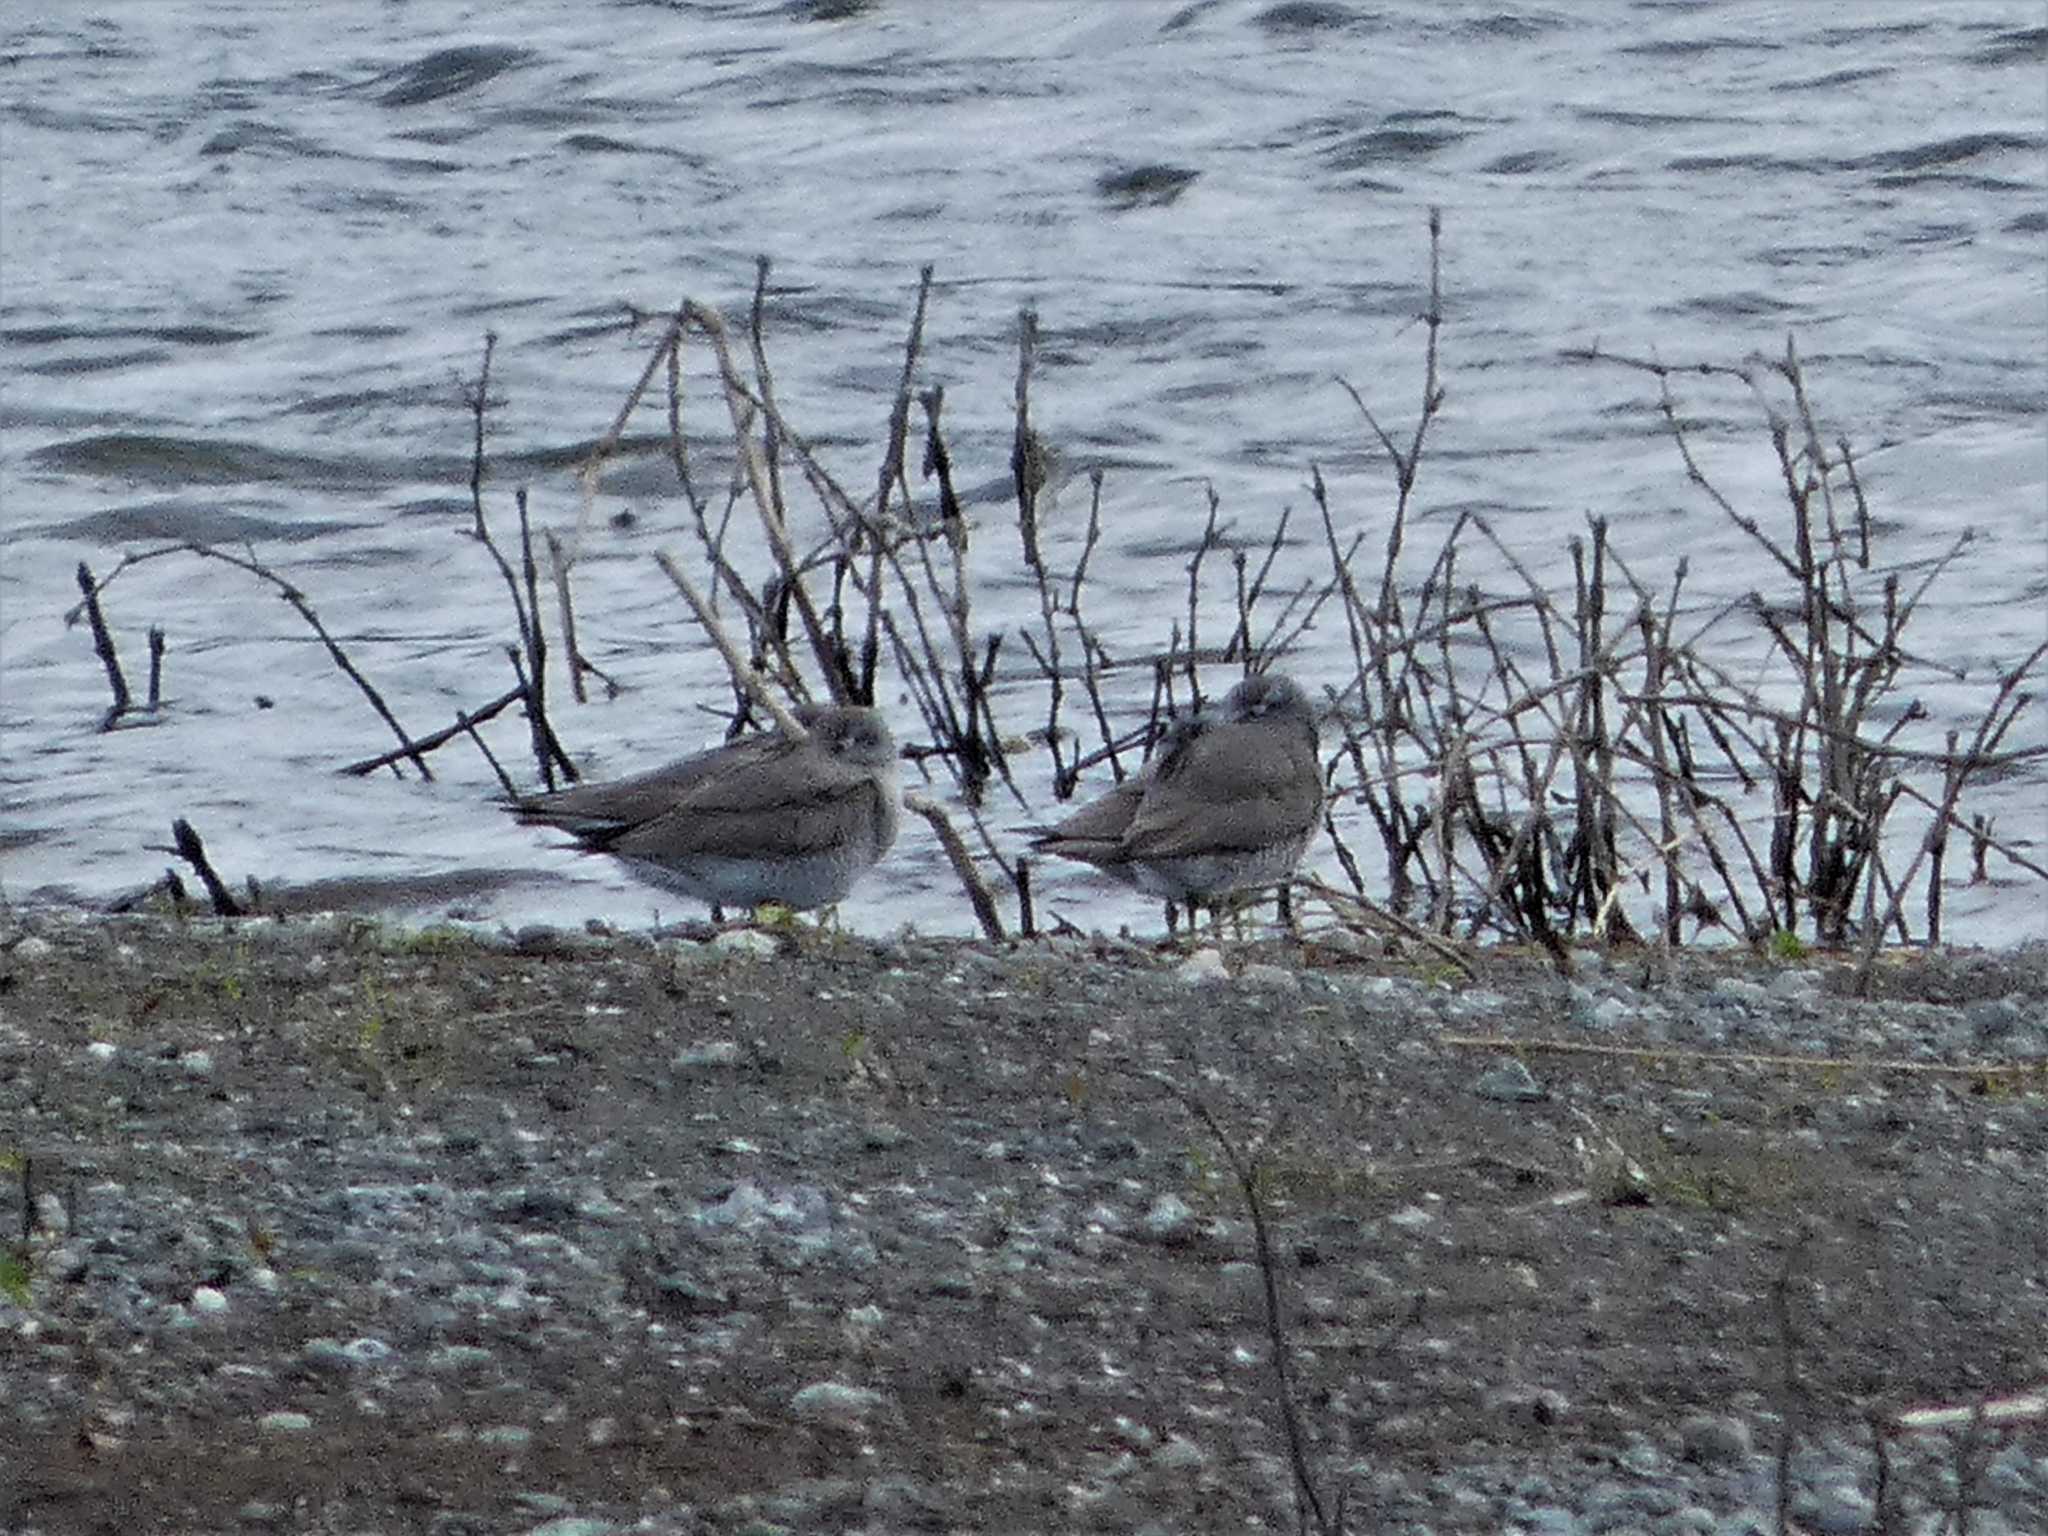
[166,818,243,917]
[75,562,131,730]
[146,626,166,712]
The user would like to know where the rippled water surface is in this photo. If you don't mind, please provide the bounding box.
[4,1,2044,939]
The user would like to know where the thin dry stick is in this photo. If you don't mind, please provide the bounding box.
[903,789,1004,942]
[342,686,527,777]
[654,550,806,739]
[1297,878,1478,980]
[1439,1034,2043,1081]
[682,301,845,695]
[1130,1070,1335,1535]
[146,625,166,712]
[1853,639,2048,993]
[74,561,132,730]
[165,818,243,917]
[1012,306,1043,572]
[543,529,589,706]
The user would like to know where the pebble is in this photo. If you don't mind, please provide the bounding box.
[258,1410,313,1434]
[789,1381,892,1427]
[1175,948,1229,985]
[673,1039,742,1068]
[713,928,780,958]
[1237,962,1300,991]
[1140,1194,1196,1245]
[1679,1410,1752,1465]
[1710,976,1769,1008]
[1471,1057,1547,1102]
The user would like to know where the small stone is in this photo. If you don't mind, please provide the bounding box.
[1711,975,1769,1007]
[86,1041,118,1064]
[673,1040,742,1069]
[13,935,55,962]
[190,1285,229,1316]
[713,928,780,959]
[34,1192,68,1237]
[1768,969,1821,1002]
[1795,1482,1874,1536]
[1175,948,1228,985]
[179,1050,213,1077]
[1485,1383,1569,1427]
[1471,1057,1547,1102]
[1141,1194,1196,1245]
[1575,995,1634,1032]
[789,1381,892,1427]
[1679,1410,1752,1466]
[301,1339,354,1373]
[1451,988,1509,1016]
[477,1424,531,1447]
[424,1344,496,1374]
[1237,963,1300,992]
[259,1411,313,1434]
[512,924,568,956]
[1154,1435,1207,1471]
[1966,997,2025,1041]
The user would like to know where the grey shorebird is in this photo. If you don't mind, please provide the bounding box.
[509,704,900,918]
[1031,673,1322,920]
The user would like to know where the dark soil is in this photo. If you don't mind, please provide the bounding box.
[2,911,2044,1534]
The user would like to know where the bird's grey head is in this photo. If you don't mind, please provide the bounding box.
[1224,673,1311,724]
[812,705,897,769]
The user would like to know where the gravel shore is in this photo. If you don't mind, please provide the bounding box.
[4,908,2045,1535]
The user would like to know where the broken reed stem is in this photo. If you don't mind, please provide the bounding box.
[146,626,166,712]
[680,299,848,699]
[543,529,588,706]
[459,708,517,798]
[654,550,808,739]
[1852,639,2048,995]
[74,561,131,730]
[514,488,571,788]
[167,818,243,917]
[1012,306,1043,572]
[903,789,1005,942]
[342,685,527,777]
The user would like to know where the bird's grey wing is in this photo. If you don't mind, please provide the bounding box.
[1030,714,1207,863]
[616,738,891,861]
[507,736,784,845]
[1031,776,1150,864]
[1121,724,1323,860]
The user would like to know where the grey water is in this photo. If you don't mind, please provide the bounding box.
[3,1,2044,943]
